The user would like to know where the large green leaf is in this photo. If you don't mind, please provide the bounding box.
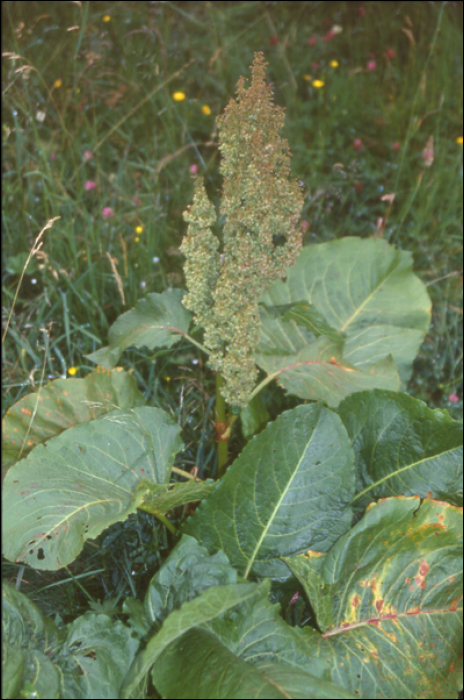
[60,613,139,698]
[257,237,431,402]
[121,581,266,699]
[148,578,357,699]
[86,289,192,369]
[152,627,356,699]
[2,407,183,570]
[2,366,144,477]
[2,580,139,699]
[183,403,356,580]
[240,393,270,439]
[257,321,399,407]
[143,534,238,627]
[337,390,463,509]
[284,496,463,699]
[260,300,346,342]
[2,579,64,699]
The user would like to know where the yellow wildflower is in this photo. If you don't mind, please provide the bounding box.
[53,79,62,88]
[134,237,140,243]
[312,79,325,88]
[456,136,463,145]
[103,15,111,22]
[202,105,212,115]
[135,225,144,234]
[303,75,311,81]
[330,60,339,68]
[172,91,186,101]
[67,367,78,376]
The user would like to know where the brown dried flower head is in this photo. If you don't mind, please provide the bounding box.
[181,52,304,408]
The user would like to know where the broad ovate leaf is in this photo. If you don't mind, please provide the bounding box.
[2,407,183,570]
[257,323,399,407]
[285,496,463,699]
[144,534,237,626]
[338,389,463,508]
[183,403,355,580]
[2,366,144,476]
[260,300,346,342]
[155,579,357,699]
[258,237,431,402]
[121,581,265,699]
[86,289,192,369]
[60,613,139,698]
[151,627,356,699]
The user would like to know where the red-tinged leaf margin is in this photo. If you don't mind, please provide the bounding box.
[284,496,463,699]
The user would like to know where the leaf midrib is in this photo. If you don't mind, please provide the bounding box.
[243,411,319,579]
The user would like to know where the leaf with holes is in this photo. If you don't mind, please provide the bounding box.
[183,403,356,580]
[284,496,463,699]
[86,289,192,369]
[2,407,183,570]
[2,366,144,477]
[337,389,464,510]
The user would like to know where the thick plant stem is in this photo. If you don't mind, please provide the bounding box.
[216,373,229,478]
[138,505,177,535]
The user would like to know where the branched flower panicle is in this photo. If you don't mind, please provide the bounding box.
[181,52,304,408]
[180,176,220,339]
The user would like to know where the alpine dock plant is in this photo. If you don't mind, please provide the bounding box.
[181,53,304,409]
[2,50,463,700]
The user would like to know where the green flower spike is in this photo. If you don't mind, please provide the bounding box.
[181,52,304,408]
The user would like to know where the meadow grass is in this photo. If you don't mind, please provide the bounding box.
[2,0,463,617]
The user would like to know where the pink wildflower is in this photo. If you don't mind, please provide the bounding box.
[449,393,460,404]
[301,220,310,233]
[392,141,400,151]
[311,62,320,70]
[84,180,97,191]
[367,60,376,71]
[357,6,366,17]
[289,591,300,605]
[386,48,396,59]
[422,148,434,167]
[422,148,434,165]
[353,138,363,151]
[189,164,198,175]
[308,35,318,46]
[83,150,94,161]
[102,207,114,218]
[323,30,335,43]
[269,35,278,45]
[50,152,57,161]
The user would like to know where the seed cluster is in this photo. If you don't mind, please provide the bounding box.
[181,53,304,408]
